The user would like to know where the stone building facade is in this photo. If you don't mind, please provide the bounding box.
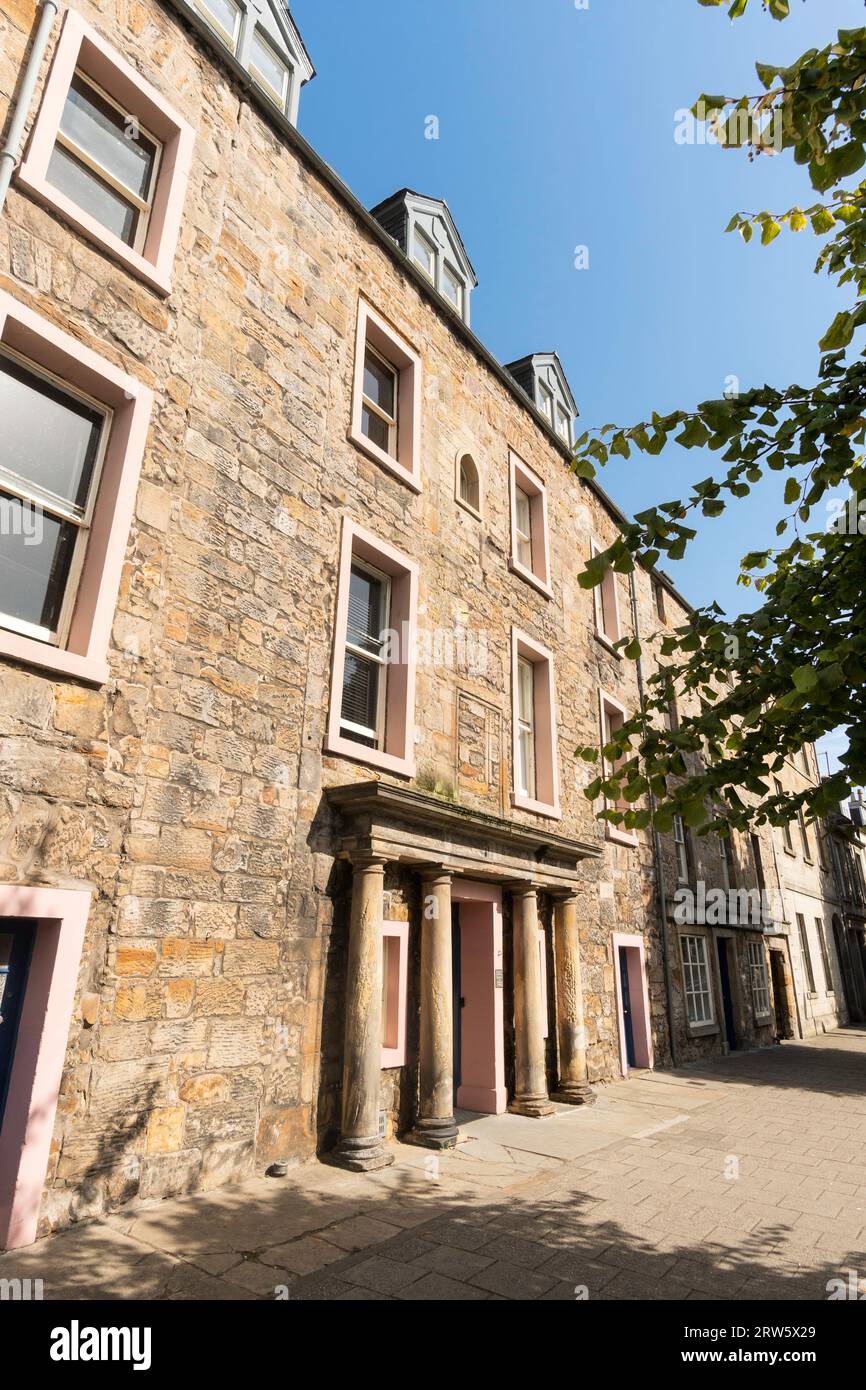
[0,0,846,1246]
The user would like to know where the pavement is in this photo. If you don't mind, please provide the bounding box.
[2,1027,865,1301]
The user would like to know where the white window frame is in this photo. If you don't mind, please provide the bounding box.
[796,912,817,994]
[537,379,554,423]
[0,343,111,649]
[598,689,637,847]
[673,814,690,885]
[514,485,533,570]
[591,537,622,649]
[193,0,242,51]
[747,940,771,1019]
[411,226,436,280]
[339,558,391,750]
[719,832,732,892]
[52,69,163,256]
[555,403,571,445]
[361,343,399,460]
[509,452,551,597]
[775,779,795,854]
[441,260,464,314]
[456,450,481,518]
[682,934,714,1026]
[516,655,536,801]
[249,25,292,111]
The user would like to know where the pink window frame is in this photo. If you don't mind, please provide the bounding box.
[591,536,622,653]
[0,290,153,685]
[599,687,638,847]
[326,516,419,778]
[0,884,92,1250]
[348,298,422,492]
[511,627,561,820]
[509,451,552,598]
[381,920,409,1069]
[17,9,195,297]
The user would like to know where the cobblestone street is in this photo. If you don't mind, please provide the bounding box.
[2,1027,864,1302]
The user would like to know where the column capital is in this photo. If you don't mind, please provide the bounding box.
[510,881,540,900]
[551,889,581,906]
[416,864,452,887]
[348,853,387,871]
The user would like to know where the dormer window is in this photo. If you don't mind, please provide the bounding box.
[505,353,578,449]
[371,190,478,326]
[178,0,315,126]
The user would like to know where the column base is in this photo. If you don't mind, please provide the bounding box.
[552,1083,596,1106]
[328,1135,394,1172]
[406,1116,459,1150]
[508,1096,556,1119]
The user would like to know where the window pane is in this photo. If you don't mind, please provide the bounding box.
[347,565,385,655]
[518,727,535,798]
[517,657,534,724]
[340,650,380,740]
[0,353,103,512]
[0,492,78,635]
[363,349,396,419]
[251,30,289,101]
[47,142,139,245]
[412,230,434,278]
[538,383,553,421]
[360,404,391,453]
[515,488,532,567]
[59,75,157,201]
[442,263,463,309]
[198,0,240,45]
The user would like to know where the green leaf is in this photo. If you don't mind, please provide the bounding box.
[761,219,781,246]
[783,478,801,505]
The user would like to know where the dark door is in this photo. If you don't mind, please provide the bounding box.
[770,951,790,1038]
[451,905,462,1093]
[0,921,35,1126]
[717,938,738,1050]
[618,946,636,1068]
[832,918,863,1022]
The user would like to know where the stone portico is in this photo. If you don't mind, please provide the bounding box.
[325,784,601,1171]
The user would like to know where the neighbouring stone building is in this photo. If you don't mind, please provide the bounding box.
[0,0,852,1247]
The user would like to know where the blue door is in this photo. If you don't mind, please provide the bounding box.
[0,921,35,1127]
[618,946,636,1068]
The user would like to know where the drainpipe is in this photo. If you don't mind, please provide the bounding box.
[0,0,59,215]
[629,572,680,1067]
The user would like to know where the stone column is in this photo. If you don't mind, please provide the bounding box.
[410,869,458,1148]
[509,884,554,1118]
[333,856,393,1171]
[552,892,596,1105]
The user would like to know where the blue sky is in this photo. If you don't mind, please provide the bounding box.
[293,0,857,772]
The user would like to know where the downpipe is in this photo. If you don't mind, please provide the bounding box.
[0,0,59,214]
[629,571,680,1068]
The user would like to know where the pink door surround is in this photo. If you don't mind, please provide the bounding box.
[0,885,91,1249]
[452,881,507,1115]
[612,931,654,1077]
